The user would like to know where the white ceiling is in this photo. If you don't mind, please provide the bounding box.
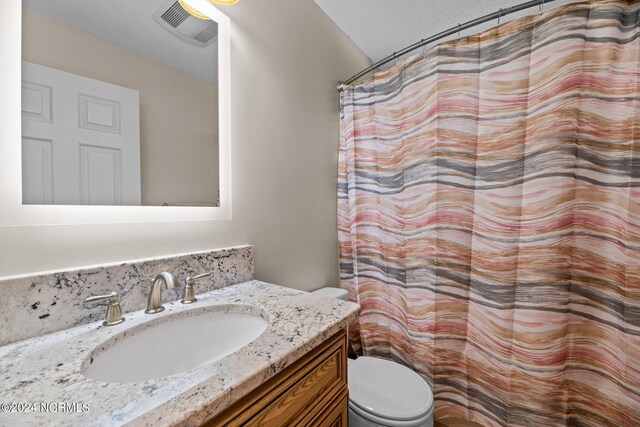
[312,0,578,67]
[24,0,580,85]
[23,0,218,84]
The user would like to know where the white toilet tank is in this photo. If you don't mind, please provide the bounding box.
[312,287,349,301]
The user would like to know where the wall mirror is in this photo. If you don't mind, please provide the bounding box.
[21,0,223,207]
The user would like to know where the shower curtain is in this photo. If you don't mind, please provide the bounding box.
[338,1,640,425]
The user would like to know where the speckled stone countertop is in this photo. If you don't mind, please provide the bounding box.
[0,281,359,426]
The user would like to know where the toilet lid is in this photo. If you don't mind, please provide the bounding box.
[348,357,433,421]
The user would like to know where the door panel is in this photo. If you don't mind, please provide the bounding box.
[79,94,121,134]
[80,145,122,205]
[21,81,52,122]
[21,137,53,204]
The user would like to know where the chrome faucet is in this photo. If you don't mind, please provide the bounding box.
[145,272,178,314]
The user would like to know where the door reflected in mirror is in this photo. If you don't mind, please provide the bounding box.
[21,0,220,207]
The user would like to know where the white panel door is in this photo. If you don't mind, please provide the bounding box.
[21,61,141,205]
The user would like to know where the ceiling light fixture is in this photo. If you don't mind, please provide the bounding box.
[179,0,238,20]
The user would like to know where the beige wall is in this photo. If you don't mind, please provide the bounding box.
[22,7,219,206]
[0,0,370,291]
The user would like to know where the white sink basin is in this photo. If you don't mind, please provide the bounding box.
[83,305,268,383]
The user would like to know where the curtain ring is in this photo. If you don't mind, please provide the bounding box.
[458,23,461,39]
[421,39,427,55]
[394,52,398,66]
[498,8,503,25]
[539,0,545,13]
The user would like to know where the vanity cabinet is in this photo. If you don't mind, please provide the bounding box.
[204,329,348,426]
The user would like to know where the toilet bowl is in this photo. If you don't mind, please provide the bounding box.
[312,288,434,427]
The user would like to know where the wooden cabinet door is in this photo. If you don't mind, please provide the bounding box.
[204,329,348,426]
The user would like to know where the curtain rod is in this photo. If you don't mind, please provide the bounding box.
[338,0,560,90]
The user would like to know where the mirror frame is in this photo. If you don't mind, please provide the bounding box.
[0,0,231,225]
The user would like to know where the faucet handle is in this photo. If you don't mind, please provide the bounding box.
[186,272,211,284]
[182,272,211,304]
[84,292,125,326]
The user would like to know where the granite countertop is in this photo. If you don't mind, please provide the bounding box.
[0,281,359,426]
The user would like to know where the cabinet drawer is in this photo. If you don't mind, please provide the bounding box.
[205,329,348,426]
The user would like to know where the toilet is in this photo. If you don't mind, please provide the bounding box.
[312,288,434,427]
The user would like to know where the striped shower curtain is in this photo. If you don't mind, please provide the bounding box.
[338,1,640,425]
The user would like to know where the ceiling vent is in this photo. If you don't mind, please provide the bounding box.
[152,0,218,46]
